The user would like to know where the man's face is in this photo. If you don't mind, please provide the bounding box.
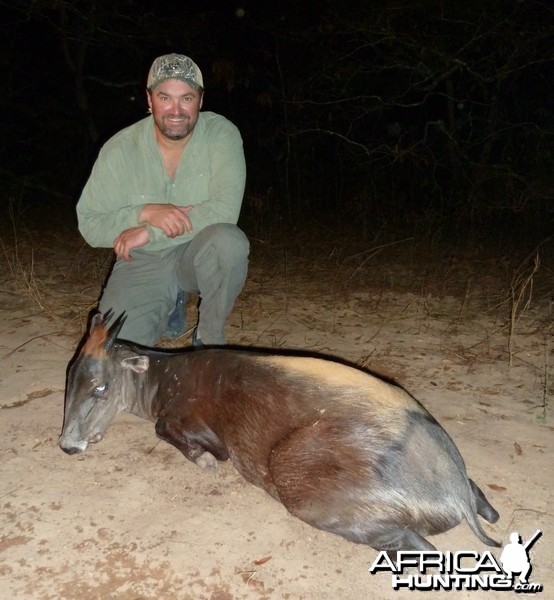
[147,79,204,141]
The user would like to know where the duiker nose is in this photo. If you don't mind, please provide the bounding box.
[60,444,82,455]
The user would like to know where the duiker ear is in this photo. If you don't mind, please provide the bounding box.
[121,355,149,373]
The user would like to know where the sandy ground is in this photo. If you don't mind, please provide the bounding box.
[1,228,552,599]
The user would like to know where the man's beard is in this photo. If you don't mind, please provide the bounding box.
[157,114,197,141]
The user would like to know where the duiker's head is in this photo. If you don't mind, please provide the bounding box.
[59,312,147,455]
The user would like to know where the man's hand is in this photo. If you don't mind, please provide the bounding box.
[140,204,193,238]
[113,226,150,261]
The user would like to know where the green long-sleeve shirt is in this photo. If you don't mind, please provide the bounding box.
[77,112,246,251]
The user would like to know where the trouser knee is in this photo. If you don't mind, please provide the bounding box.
[201,223,250,265]
[179,224,249,286]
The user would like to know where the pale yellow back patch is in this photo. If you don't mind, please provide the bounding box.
[260,355,415,409]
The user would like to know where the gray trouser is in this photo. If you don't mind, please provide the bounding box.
[98,223,249,345]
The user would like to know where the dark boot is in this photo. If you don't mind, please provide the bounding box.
[163,291,187,339]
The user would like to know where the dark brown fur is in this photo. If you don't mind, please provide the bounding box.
[151,350,500,553]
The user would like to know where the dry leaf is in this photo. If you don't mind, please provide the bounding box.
[487,483,507,492]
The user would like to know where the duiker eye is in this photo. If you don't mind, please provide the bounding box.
[93,383,108,398]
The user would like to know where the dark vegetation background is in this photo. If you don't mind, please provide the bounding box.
[1,0,553,253]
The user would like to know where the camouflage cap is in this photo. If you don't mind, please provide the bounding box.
[147,54,204,91]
